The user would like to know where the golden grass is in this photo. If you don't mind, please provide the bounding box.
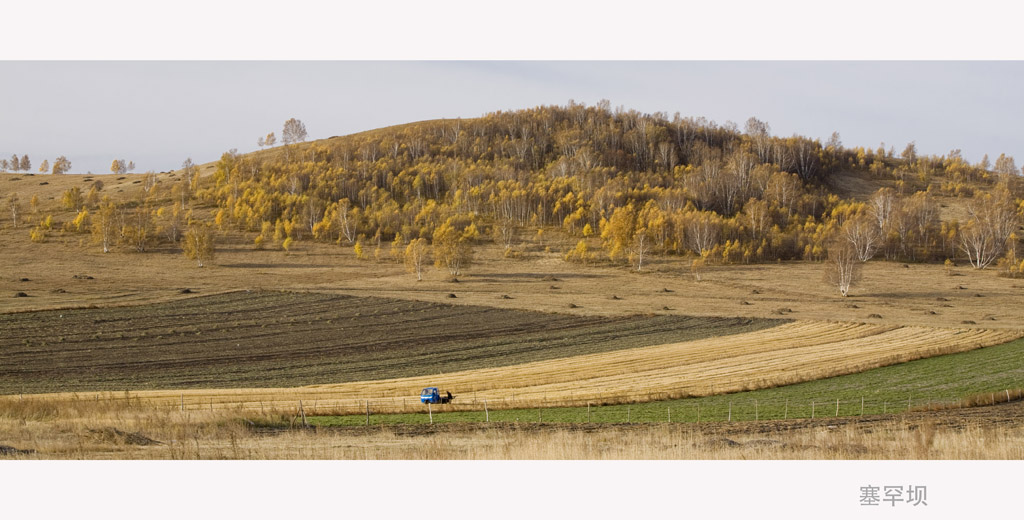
[1,395,1021,459]
[10,321,1019,415]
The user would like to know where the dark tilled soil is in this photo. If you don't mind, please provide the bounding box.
[0,290,783,393]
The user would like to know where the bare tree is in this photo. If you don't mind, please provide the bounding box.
[841,215,881,262]
[335,198,358,244]
[824,239,863,297]
[181,158,199,192]
[993,153,1018,181]
[282,118,308,145]
[8,193,20,228]
[868,187,898,235]
[629,227,653,271]
[742,198,772,242]
[38,159,49,174]
[19,155,30,173]
[744,117,772,162]
[264,132,277,148]
[959,188,1019,269]
[683,211,720,256]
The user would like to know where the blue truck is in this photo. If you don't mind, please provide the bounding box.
[420,387,455,404]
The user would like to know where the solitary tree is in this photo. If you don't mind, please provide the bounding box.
[432,220,473,276]
[264,132,277,148]
[183,221,215,267]
[181,158,199,192]
[282,118,307,145]
[51,156,71,174]
[8,193,20,228]
[92,198,117,253]
[841,214,881,262]
[404,238,430,280]
[121,205,152,252]
[110,159,127,175]
[824,239,863,297]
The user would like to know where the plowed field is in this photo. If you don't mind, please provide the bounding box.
[0,290,779,393]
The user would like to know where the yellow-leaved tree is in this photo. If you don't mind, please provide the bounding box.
[404,238,430,281]
[183,221,215,267]
[432,218,474,276]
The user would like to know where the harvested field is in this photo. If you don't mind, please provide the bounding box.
[15,318,1019,415]
[0,290,780,393]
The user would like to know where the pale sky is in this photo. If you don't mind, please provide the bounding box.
[2,61,1022,175]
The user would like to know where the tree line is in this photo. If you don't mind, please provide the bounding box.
[8,106,1024,291]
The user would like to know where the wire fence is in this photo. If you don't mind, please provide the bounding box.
[4,388,1021,426]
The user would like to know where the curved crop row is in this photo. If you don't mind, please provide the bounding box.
[20,321,1021,415]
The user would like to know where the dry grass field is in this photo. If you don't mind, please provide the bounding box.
[1,394,1022,459]
[2,171,1023,331]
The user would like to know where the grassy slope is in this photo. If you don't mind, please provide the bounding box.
[0,290,782,393]
[310,335,1024,425]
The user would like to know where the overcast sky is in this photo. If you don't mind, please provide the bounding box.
[1,61,1022,175]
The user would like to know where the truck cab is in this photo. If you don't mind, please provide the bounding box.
[420,387,454,404]
[420,387,441,404]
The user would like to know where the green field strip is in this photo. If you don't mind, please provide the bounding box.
[309,336,1024,426]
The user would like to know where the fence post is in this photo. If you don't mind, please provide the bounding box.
[784,398,788,420]
[908,396,912,411]
[180,394,184,412]
[365,400,370,426]
[428,402,433,424]
[883,401,886,414]
[696,404,700,424]
[1007,389,1011,403]
[668,407,672,423]
[587,403,591,423]
[836,398,839,417]
[627,406,631,424]
[484,400,489,422]
[860,397,864,416]
[811,400,815,419]
[754,400,758,421]
[299,400,307,427]
[728,402,732,422]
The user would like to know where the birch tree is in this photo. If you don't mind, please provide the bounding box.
[824,239,862,297]
[404,238,430,280]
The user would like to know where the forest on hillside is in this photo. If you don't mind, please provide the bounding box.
[13,102,1024,280]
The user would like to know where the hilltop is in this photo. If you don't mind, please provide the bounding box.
[0,101,1022,323]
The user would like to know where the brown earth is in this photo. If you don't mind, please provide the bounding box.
[0,290,778,393]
